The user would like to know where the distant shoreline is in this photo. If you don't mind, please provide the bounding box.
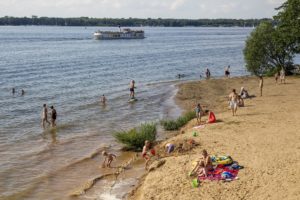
[0,17,273,27]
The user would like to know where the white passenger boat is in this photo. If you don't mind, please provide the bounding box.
[94,28,145,40]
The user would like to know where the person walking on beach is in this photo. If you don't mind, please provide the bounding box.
[280,68,286,84]
[225,65,230,78]
[205,68,211,79]
[195,103,203,124]
[259,76,264,97]
[100,94,106,105]
[228,89,238,116]
[41,104,50,128]
[129,80,136,99]
[50,106,57,127]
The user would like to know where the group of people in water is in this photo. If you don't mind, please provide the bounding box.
[12,88,25,96]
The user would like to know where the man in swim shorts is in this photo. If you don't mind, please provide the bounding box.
[41,104,50,128]
[228,89,238,116]
[50,106,57,127]
[129,80,135,99]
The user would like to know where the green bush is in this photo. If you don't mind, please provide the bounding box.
[113,123,156,151]
[161,111,196,131]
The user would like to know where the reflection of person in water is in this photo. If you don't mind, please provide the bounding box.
[50,128,57,144]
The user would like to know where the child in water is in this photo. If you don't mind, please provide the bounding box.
[101,151,116,168]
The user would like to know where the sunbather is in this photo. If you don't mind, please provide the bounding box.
[191,149,213,177]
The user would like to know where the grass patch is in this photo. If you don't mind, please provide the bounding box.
[161,111,196,131]
[113,123,156,151]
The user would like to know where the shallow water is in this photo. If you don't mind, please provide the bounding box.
[0,26,252,199]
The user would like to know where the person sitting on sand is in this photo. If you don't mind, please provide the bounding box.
[207,111,216,123]
[165,143,175,154]
[237,95,244,107]
[101,151,116,168]
[239,87,249,99]
[191,149,213,177]
[229,89,238,116]
[195,103,203,124]
[142,140,155,169]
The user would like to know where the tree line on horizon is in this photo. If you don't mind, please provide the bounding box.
[0,16,273,27]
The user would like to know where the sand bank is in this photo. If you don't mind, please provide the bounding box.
[128,76,300,200]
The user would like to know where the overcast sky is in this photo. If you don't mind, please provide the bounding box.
[0,0,285,19]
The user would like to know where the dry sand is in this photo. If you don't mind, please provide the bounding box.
[128,76,300,200]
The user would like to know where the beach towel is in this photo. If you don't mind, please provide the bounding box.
[198,164,240,181]
[193,125,205,129]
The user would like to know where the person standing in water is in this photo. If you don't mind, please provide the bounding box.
[41,104,51,128]
[50,106,57,127]
[12,88,15,95]
[225,65,230,78]
[259,76,264,97]
[129,80,136,99]
[100,94,106,105]
[21,89,25,96]
[228,89,238,116]
[205,68,211,79]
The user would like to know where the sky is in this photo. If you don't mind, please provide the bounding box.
[0,0,286,19]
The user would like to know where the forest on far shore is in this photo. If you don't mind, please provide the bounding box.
[0,16,273,27]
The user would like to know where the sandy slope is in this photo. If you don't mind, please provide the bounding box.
[128,76,300,200]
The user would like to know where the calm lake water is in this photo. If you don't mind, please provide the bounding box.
[0,26,252,199]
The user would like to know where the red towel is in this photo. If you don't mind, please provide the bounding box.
[208,112,216,123]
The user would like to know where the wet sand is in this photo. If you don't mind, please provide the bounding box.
[128,76,300,200]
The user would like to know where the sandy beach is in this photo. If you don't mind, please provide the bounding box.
[128,76,300,200]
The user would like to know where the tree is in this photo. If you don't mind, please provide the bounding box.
[244,21,292,75]
[244,0,299,76]
[274,0,300,53]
